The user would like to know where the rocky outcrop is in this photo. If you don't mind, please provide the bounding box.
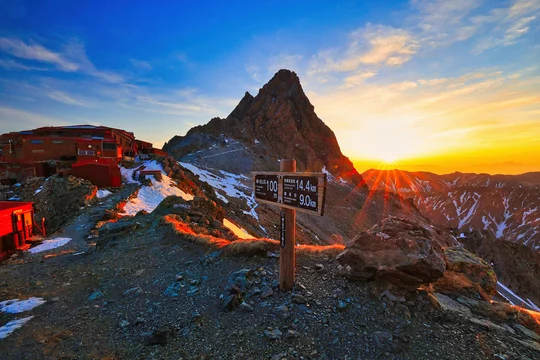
[461,230,540,307]
[27,175,97,233]
[164,69,363,184]
[440,246,497,296]
[337,217,446,288]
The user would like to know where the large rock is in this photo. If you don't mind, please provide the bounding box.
[441,246,497,296]
[337,217,446,288]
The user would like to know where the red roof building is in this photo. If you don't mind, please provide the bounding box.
[0,125,167,187]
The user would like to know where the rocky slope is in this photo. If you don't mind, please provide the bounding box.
[1,200,539,360]
[164,69,363,185]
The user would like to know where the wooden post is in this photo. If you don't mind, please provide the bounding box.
[279,159,296,291]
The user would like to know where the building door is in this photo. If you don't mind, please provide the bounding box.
[23,211,33,239]
[13,213,23,232]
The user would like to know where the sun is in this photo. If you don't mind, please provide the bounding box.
[380,153,399,164]
[377,147,402,165]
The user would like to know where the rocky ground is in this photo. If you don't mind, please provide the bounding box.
[1,202,539,359]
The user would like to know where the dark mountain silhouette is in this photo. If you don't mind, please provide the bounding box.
[164,69,363,184]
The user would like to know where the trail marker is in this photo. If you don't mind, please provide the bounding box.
[252,159,327,291]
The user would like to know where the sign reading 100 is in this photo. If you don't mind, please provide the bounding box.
[254,174,279,203]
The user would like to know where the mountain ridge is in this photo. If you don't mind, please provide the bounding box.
[362,168,540,251]
[164,69,363,185]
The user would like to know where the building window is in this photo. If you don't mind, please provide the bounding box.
[30,139,44,144]
[52,140,64,144]
[103,142,116,150]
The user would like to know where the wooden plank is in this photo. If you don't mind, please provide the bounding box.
[279,159,296,291]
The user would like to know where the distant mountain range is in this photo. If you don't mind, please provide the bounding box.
[362,169,540,251]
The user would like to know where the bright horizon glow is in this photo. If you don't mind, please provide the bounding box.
[0,1,539,175]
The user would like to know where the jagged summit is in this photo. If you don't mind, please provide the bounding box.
[164,69,363,184]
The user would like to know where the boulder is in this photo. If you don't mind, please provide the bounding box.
[441,246,497,296]
[337,217,446,288]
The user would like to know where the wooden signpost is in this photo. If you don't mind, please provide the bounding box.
[252,159,327,291]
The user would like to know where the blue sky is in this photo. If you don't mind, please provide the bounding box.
[0,0,539,173]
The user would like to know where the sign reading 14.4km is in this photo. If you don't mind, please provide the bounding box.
[252,172,327,216]
[283,176,320,212]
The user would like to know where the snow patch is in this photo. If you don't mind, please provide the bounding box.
[123,176,193,215]
[96,189,112,199]
[120,166,139,184]
[0,316,33,340]
[180,162,259,220]
[29,237,71,254]
[497,281,540,312]
[223,219,252,239]
[122,161,194,215]
[0,297,46,314]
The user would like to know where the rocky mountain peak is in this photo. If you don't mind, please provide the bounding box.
[165,69,364,185]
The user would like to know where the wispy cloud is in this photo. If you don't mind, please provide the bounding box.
[130,58,152,71]
[0,37,124,82]
[411,0,484,45]
[267,54,303,74]
[0,105,69,130]
[0,58,49,71]
[47,91,93,107]
[471,0,540,53]
[0,37,78,70]
[136,95,201,112]
[343,70,377,88]
[309,24,418,75]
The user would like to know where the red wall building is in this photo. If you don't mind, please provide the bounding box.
[0,125,166,187]
[0,201,34,259]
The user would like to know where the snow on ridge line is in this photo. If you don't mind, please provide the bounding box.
[29,237,71,254]
[0,297,46,314]
[179,162,260,220]
[0,316,34,340]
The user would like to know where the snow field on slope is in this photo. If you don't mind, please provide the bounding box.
[121,161,194,216]
[28,237,72,254]
[179,162,260,221]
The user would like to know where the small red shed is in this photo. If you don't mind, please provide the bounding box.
[71,160,121,188]
[0,201,34,258]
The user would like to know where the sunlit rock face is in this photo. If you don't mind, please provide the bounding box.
[337,217,447,288]
[164,69,363,185]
